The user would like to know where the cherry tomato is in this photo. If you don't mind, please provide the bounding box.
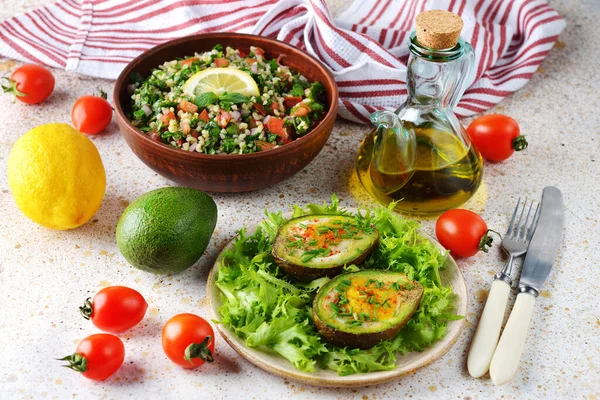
[435,209,494,258]
[59,334,124,381]
[80,286,147,333]
[1,64,55,104]
[162,313,215,369]
[72,93,113,135]
[467,114,528,162]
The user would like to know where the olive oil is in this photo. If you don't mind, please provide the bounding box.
[357,126,482,215]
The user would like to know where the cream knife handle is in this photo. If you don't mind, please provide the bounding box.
[467,279,511,378]
[489,292,537,385]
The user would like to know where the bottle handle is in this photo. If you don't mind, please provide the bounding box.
[448,42,475,109]
[369,110,416,170]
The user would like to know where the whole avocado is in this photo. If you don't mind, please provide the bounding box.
[116,187,217,274]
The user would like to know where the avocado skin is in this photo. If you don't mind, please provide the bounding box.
[274,257,346,282]
[272,216,379,282]
[116,187,217,274]
[312,271,424,349]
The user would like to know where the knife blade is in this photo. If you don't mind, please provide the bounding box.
[518,186,564,294]
[489,186,564,385]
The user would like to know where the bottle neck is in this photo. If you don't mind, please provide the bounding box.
[406,32,472,109]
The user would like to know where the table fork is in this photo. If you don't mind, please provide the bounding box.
[467,198,540,378]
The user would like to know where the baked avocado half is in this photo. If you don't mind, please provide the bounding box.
[312,270,423,349]
[272,215,379,281]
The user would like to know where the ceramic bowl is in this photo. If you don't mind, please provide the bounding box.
[113,33,338,192]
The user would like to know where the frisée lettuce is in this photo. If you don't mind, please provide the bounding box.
[215,196,461,375]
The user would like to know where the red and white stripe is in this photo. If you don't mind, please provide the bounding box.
[0,0,565,123]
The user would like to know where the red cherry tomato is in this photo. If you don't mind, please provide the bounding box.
[2,64,55,104]
[80,286,147,333]
[162,313,215,369]
[435,209,493,258]
[60,334,124,381]
[72,94,113,135]
[467,114,527,162]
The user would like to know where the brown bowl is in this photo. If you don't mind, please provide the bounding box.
[113,33,338,192]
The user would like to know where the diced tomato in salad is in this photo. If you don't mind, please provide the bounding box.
[217,110,231,128]
[181,57,198,67]
[253,103,268,116]
[159,111,176,125]
[215,58,229,67]
[199,109,209,123]
[266,117,292,143]
[283,96,303,108]
[255,140,276,151]
[292,104,310,117]
[177,99,198,113]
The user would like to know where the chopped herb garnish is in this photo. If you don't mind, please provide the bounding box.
[337,280,351,292]
[346,320,363,327]
[316,226,330,234]
[299,223,308,229]
[330,302,341,314]
[300,247,329,262]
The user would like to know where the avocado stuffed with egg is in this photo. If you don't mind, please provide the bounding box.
[312,270,423,349]
[272,215,379,281]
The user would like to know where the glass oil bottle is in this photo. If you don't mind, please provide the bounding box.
[356,11,483,215]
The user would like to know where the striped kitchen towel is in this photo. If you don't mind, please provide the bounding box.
[0,0,565,122]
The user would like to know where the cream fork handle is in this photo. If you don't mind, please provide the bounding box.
[489,292,536,385]
[467,279,511,378]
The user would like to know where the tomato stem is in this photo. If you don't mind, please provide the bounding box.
[478,229,501,253]
[184,336,214,365]
[1,77,26,100]
[58,352,88,373]
[512,135,528,151]
[79,297,93,320]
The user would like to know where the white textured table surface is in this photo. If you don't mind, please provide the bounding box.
[1,1,599,399]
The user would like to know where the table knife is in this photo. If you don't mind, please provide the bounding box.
[489,186,564,385]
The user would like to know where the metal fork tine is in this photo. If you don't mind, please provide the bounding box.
[506,197,521,237]
[513,198,527,239]
[526,202,541,241]
[519,200,534,242]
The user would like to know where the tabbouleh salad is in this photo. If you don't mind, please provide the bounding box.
[127,44,327,155]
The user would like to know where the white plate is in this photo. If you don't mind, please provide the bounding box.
[206,213,468,387]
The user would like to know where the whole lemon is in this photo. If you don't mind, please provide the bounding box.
[7,123,106,230]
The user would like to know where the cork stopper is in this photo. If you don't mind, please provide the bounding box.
[415,10,463,50]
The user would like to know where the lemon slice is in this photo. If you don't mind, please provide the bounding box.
[183,68,260,98]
